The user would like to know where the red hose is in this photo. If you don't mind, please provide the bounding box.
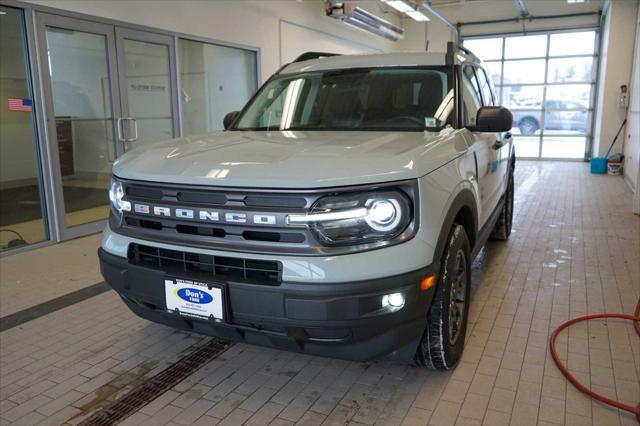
[549,299,640,423]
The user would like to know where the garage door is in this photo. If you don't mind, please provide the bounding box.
[464,30,598,160]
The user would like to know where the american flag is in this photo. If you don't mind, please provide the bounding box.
[8,98,33,112]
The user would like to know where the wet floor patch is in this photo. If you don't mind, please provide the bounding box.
[76,338,231,426]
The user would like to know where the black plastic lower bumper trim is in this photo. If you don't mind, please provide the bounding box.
[99,248,436,362]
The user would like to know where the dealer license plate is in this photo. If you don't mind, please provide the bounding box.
[164,278,224,320]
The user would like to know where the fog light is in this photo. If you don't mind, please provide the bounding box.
[382,292,405,310]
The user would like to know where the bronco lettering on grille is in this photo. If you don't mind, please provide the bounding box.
[131,203,278,226]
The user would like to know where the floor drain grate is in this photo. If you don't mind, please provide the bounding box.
[79,337,231,426]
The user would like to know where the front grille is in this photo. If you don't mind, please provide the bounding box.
[129,244,282,285]
[114,178,418,256]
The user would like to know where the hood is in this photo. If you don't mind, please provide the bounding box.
[113,129,463,189]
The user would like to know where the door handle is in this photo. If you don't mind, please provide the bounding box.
[117,117,124,142]
[128,118,138,142]
[118,117,138,142]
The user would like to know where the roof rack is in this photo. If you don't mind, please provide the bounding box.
[292,51,341,63]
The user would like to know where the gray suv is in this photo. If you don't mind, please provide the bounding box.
[99,44,515,370]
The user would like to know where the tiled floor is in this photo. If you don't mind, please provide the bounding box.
[0,161,639,426]
[0,234,102,317]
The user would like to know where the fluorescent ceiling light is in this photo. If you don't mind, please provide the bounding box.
[382,0,430,22]
[567,0,585,3]
[406,10,430,21]
[385,0,415,14]
[326,3,404,41]
[348,7,405,41]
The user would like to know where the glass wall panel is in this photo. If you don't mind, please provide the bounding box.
[502,86,544,109]
[504,34,547,59]
[549,31,595,56]
[482,61,502,86]
[541,137,586,158]
[514,136,540,158]
[179,39,257,135]
[463,38,503,61]
[464,30,596,159]
[0,6,47,250]
[503,59,546,84]
[45,27,114,227]
[122,39,173,146]
[546,84,592,107]
[547,57,594,83]
[543,108,589,134]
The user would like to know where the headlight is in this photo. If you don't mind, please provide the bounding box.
[109,178,131,221]
[287,190,412,246]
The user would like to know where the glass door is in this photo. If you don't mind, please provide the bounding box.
[35,13,123,239]
[115,28,179,149]
[35,14,180,241]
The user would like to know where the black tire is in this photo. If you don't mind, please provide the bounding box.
[415,224,471,371]
[518,117,539,135]
[491,169,514,241]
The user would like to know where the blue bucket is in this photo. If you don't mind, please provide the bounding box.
[590,157,608,174]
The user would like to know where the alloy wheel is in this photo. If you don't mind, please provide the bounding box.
[448,249,467,345]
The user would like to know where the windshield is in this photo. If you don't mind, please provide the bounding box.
[234,67,454,132]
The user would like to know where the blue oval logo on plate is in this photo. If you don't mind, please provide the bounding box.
[175,288,213,304]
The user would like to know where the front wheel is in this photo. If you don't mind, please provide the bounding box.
[415,224,471,370]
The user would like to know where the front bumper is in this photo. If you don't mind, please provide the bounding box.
[99,248,437,362]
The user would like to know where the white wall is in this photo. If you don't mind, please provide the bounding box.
[593,0,639,158]
[396,18,453,53]
[623,5,640,213]
[24,0,400,82]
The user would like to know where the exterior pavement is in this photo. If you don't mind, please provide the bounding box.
[0,161,639,425]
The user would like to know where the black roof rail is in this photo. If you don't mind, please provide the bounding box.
[458,45,472,55]
[446,42,475,65]
[292,51,341,63]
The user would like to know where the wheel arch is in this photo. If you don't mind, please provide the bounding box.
[432,189,478,276]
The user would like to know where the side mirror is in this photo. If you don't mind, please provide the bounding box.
[470,106,513,132]
[223,111,241,130]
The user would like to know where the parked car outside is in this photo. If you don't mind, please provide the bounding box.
[511,99,588,135]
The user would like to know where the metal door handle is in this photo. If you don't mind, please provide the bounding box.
[128,118,138,142]
[118,117,138,142]
[117,117,125,142]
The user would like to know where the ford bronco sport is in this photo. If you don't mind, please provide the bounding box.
[100,43,515,370]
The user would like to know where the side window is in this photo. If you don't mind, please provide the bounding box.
[477,68,495,106]
[462,66,482,126]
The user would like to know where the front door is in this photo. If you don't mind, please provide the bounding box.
[36,14,180,241]
[36,13,123,240]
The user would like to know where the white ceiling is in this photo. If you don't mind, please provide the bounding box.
[427,0,604,24]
